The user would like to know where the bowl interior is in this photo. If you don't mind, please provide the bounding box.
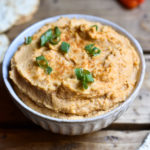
[2,14,146,123]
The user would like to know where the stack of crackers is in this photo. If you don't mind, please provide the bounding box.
[0,0,40,63]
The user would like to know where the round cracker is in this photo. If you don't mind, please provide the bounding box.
[0,34,10,63]
[15,0,40,25]
[0,0,19,33]
[0,0,39,33]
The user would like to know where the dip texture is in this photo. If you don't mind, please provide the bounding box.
[9,18,140,119]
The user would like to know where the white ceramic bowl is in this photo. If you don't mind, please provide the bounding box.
[2,14,146,135]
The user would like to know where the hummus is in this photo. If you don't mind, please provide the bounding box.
[9,18,140,119]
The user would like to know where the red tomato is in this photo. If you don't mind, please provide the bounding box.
[120,0,144,9]
[138,0,144,4]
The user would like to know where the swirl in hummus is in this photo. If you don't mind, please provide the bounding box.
[9,18,140,119]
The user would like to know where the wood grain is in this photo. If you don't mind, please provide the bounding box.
[6,0,150,51]
[0,129,149,150]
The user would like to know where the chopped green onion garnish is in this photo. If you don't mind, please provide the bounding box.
[36,55,52,75]
[25,36,32,44]
[83,70,94,82]
[40,29,52,46]
[40,27,61,46]
[75,68,83,80]
[91,25,98,31]
[54,26,61,37]
[60,42,70,53]
[85,43,94,51]
[75,68,94,89]
[46,66,52,75]
[36,55,48,68]
[91,47,101,56]
[50,35,61,45]
[85,43,101,56]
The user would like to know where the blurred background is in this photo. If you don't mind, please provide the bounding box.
[6,0,150,50]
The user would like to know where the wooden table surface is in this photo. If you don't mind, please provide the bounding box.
[0,0,150,149]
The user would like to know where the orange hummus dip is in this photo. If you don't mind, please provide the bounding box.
[9,18,140,119]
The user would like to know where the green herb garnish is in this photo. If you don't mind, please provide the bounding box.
[36,55,52,75]
[60,42,70,53]
[46,66,52,74]
[85,43,101,56]
[75,68,94,89]
[54,26,61,37]
[40,29,52,46]
[91,25,98,31]
[36,55,48,68]
[25,36,32,44]
[40,27,61,46]
[50,35,61,45]
[50,27,61,45]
